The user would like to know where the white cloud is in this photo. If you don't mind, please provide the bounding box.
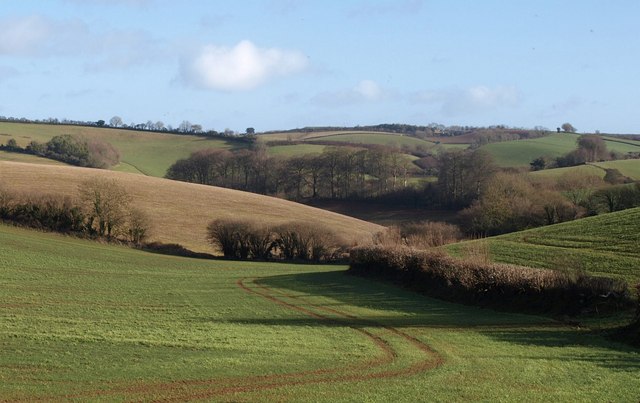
[0,15,55,55]
[181,40,309,91]
[411,85,521,116]
[355,80,383,100]
[312,80,391,107]
[0,15,169,73]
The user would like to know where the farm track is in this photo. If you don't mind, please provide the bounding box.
[23,277,443,402]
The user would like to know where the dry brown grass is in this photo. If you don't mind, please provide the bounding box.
[0,161,383,253]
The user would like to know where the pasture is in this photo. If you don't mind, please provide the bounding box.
[0,122,239,177]
[482,133,640,167]
[449,207,640,285]
[305,132,435,149]
[592,159,640,180]
[0,161,382,253]
[1,224,638,401]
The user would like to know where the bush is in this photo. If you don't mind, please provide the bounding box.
[374,221,462,249]
[273,222,342,262]
[206,219,343,262]
[349,246,630,315]
[0,193,86,233]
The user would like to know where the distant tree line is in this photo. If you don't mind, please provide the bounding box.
[0,115,254,143]
[166,146,415,200]
[262,123,550,140]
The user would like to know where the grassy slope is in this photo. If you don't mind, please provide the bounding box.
[305,132,435,148]
[592,159,640,180]
[0,122,239,177]
[267,143,327,157]
[449,208,640,284]
[529,164,606,179]
[0,161,382,253]
[1,224,638,401]
[482,133,640,167]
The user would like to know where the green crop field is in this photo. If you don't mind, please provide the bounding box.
[529,164,606,179]
[308,132,435,149]
[482,133,640,167]
[1,224,638,401]
[266,143,327,157]
[481,134,581,167]
[0,122,240,177]
[592,159,640,180]
[449,208,640,285]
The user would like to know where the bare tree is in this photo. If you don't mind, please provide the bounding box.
[109,116,123,128]
[79,177,131,238]
[561,122,576,133]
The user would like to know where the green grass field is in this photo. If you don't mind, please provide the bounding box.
[266,143,327,157]
[449,208,640,285]
[1,224,638,401]
[482,133,640,167]
[0,122,239,177]
[307,132,435,149]
[592,159,640,180]
[529,164,606,179]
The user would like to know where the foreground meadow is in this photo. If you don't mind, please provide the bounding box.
[1,225,638,401]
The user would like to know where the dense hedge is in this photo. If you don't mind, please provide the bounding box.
[349,246,630,315]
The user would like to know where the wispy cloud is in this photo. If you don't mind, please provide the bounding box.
[180,40,309,92]
[0,14,168,72]
[311,80,393,107]
[410,85,521,116]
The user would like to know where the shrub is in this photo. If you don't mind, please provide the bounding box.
[207,219,252,259]
[349,246,630,315]
[374,221,462,249]
[128,208,150,245]
[273,222,342,262]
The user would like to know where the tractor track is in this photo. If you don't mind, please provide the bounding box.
[17,277,443,402]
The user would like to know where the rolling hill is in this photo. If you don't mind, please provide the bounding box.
[0,161,383,253]
[1,223,638,401]
[448,207,640,284]
[0,122,240,177]
[481,133,640,167]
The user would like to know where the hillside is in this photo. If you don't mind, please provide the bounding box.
[481,133,640,167]
[1,223,638,401]
[0,161,383,253]
[0,122,240,177]
[449,208,640,284]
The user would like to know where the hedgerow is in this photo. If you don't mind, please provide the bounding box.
[349,246,630,315]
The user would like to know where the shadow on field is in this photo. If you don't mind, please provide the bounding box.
[250,270,553,328]
[477,328,640,371]
[246,270,640,370]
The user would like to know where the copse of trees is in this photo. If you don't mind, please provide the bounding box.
[167,146,414,201]
[436,149,497,208]
[1,134,120,169]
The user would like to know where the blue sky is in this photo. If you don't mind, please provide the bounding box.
[1,0,638,133]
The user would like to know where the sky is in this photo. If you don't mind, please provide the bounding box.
[0,0,639,134]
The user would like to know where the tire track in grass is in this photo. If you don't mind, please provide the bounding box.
[33,276,442,402]
[159,278,443,401]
